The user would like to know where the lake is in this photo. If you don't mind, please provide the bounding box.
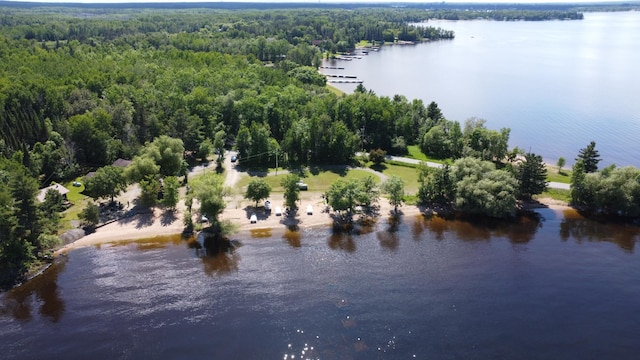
[324,12,640,168]
[2,208,640,359]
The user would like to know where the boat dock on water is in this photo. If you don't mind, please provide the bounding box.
[324,74,357,79]
[327,79,363,84]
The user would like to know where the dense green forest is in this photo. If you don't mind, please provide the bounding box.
[1,4,638,288]
[0,5,455,287]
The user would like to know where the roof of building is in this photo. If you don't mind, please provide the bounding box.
[37,183,70,203]
[112,158,132,168]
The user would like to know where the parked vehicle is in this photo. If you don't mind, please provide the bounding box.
[306,205,313,215]
[275,206,282,216]
[250,214,257,223]
[297,181,308,190]
[264,200,271,211]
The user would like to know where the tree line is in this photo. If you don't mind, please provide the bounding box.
[1,5,637,288]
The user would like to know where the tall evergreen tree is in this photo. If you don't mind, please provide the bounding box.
[516,152,548,200]
[576,141,601,173]
[570,160,588,206]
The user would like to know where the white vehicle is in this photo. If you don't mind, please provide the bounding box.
[306,205,313,215]
[297,181,308,190]
[275,206,282,216]
[250,214,257,223]
[264,200,271,211]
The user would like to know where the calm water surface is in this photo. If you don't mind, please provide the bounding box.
[325,12,640,167]
[2,209,640,359]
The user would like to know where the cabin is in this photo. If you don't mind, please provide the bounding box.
[37,183,70,203]
[111,158,132,168]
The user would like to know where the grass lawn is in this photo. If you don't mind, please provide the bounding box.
[236,168,379,193]
[378,163,420,194]
[406,145,447,164]
[326,84,344,96]
[60,177,91,231]
[356,40,373,47]
[546,166,572,183]
[536,188,571,203]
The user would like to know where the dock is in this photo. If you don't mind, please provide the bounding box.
[327,79,363,84]
[320,66,345,70]
[324,74,358,79]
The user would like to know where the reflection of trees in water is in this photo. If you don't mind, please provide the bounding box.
[376,231,399,251]
[283,227,301,248]
[328,233,356,252]
[250,228,273,239]
[560,217,638,253]
[377,215,401,251]
[411,212,543,244]
[1,258,66,323]
[200,251,240,276]
[107,234,185,251]
[191,232,241,276]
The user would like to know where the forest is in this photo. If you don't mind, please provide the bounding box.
[1,4,639,287]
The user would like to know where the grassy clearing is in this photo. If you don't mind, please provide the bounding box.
[378,163,420,194]
[406,145,447,164]
[356,40,373,47]
[403,194,419,206]
[236,168,379,193]
[536,188,571,203]
[546,166,572,184]
[60,198,90,232]
[62,177,88,203]
[326,84,345,96]
[59,177,91,231]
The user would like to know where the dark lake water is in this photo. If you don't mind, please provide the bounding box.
[2,208,640,359]
[324,12,640,168]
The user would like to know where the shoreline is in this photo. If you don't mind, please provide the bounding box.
[54,192,571,255]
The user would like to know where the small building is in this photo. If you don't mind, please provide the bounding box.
[37,183,70,203]
[112,158,132,168]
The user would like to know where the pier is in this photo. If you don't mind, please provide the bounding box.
[320,66,345,70]
[327,79,363,84]
[325,74,357,79]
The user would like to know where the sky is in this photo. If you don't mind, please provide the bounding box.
[4,0,631,4]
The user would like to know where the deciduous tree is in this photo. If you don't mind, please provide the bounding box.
[453,157,517,218]
[139,175,160,208]
[245,178,272,208]
[188,172,228,223]
[418,163,455,206]
[556,157,566,173]
[162,176,180,210]
[85,165,128,202]
[381,176,405,214]
[369,148,386,165]
[79,202,100,227]
[280,174,300,210]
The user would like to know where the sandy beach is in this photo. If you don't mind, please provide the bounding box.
[55,148,571,255]
[55,187,572,255]
[55,190,423,254]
